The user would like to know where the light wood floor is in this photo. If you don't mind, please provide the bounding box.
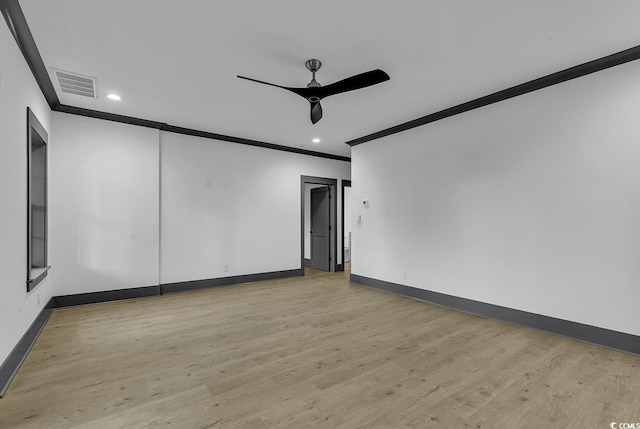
[1,269,639,428]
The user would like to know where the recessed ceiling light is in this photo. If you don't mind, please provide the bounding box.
[312,138,321,143]
[107,93,121,101]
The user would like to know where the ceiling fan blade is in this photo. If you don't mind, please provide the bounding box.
[238,67,388,123]
[237,75,287,90]
[318,69,390,99]
[310,101,323,124]
[237,75,314,99]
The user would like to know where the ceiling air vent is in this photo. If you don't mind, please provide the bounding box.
[53,69,97,98]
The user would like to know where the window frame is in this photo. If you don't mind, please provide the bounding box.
[27,107,50,292]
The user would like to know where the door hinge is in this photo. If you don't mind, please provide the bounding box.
[329,257,332,261]
[328,225,331,231]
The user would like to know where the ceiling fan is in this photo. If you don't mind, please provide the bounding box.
[237,59,390,124]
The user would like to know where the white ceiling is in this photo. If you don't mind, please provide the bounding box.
[19,0,640,158]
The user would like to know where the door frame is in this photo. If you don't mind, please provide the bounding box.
[340,180,352,272]
[300,175,338,274]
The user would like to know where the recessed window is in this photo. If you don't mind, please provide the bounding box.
[27,108,50,291]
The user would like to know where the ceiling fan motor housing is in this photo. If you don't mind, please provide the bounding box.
[305,59,322,72]
[306,59,322,89]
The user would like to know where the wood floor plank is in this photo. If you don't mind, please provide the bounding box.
[0,268,638,428]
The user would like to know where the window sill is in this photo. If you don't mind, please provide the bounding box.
[27,266,50,291]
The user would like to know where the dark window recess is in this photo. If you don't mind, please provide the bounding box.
[27,108,50,291]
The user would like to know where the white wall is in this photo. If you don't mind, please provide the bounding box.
[50,114,160,295]
[160,132,350,284]
[0,23,53,365]
[49,114,349,293]
[352,59,640,336]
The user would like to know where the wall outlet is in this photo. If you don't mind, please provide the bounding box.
[224,264,230,272]
[402,271,408,280]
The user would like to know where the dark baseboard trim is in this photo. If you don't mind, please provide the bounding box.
[336,263,344,272]
[0,298,54,397]
[161,269,303,294]
[52,269,305,307]
[0,269,303,397]
[53,285,161,308]
[350,274,640,356]
[304,258,311,267]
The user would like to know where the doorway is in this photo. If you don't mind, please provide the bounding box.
[341,180,352,272]
[300,176,338,273]
[310,186,331,271]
